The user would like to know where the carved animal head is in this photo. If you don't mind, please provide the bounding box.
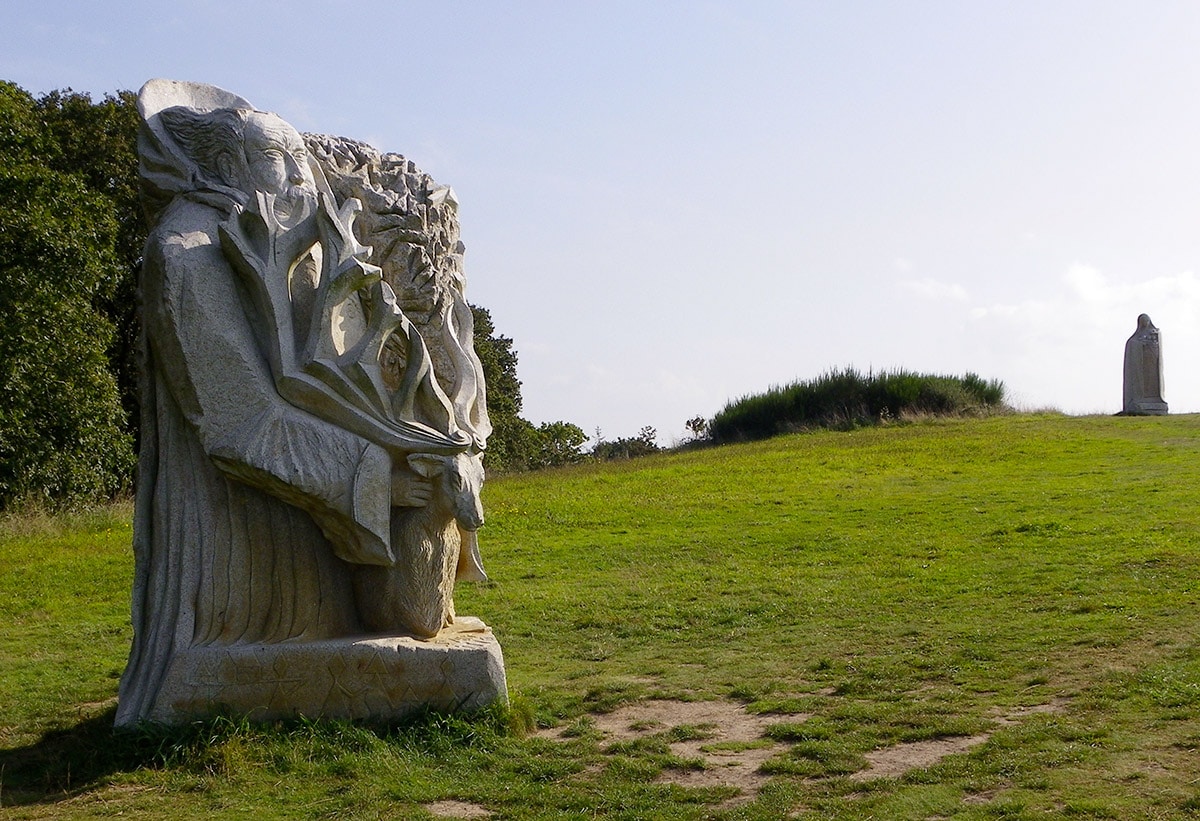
[407,451,485,531]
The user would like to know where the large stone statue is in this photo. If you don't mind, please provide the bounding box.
[116,80,505,726]
[1122,313,1168,416]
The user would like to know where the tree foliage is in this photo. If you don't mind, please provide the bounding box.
[591,426,660,461]
[36,88,143,440]
[470,304,586,471]
[532,420,588,468]
[0,82,134,507]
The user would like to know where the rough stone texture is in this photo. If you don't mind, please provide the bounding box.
[117,79,503,727]
[302,137,494,639]
[152,619,506,723]
[1123,313,1168,415]
[354,452,485,639]
[302,135,490,450]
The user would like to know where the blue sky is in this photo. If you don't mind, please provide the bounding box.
[5,2,1200,442]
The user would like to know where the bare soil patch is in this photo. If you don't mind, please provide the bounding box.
[988,696,1070,725]
[851,698,1070,783]
[537,695,1071,800]
[425,799,492,818]
[850,733,991,782]
[539,699,798,802]
[963,789,1000,805]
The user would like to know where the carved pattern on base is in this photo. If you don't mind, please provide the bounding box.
[152,619,506,723]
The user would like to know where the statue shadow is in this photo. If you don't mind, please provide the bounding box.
[2,699,516,807]
[0,706,178,807]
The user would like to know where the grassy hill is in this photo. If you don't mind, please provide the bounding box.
[3,413,1200,818]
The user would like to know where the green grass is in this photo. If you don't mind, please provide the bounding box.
[4,413,1200,818]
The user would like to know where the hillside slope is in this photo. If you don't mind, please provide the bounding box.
[5,413,1200,818]
[463,412,1200,814]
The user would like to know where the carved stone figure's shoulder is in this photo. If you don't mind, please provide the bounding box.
[164,228,217,250]
[146,201,223,262]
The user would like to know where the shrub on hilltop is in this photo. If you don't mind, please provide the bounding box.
[592,426,660,460]
[709,367,1008,444]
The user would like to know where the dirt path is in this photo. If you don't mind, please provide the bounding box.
[436,694,1072,814]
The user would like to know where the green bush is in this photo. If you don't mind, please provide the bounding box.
[37,88,143,445]
[0,83,134,508]
[592,426,660,460]
[708,367,1007,444]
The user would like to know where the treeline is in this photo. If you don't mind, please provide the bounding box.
[709,367,1008,444]
[0,83,139,508]
[0,81,582,509]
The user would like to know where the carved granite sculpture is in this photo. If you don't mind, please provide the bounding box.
[1123,313,1168,415]
[301,135,493,636]
[116,79,505,726]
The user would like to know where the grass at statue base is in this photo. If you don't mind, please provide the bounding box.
[2,413,1200,818]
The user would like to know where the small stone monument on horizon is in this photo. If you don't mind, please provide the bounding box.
[1122,313,1168,416]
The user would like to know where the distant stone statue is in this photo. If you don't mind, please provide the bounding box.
[1122,313,1168,415]
[116,80,505,726]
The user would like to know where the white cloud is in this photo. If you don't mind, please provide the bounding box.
[1063,263,1107,301]
[1064,263,1200,319]
[901,277,968,302]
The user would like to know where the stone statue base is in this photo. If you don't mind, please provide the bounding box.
[1121,400,1168,416]
[142,618,507,723]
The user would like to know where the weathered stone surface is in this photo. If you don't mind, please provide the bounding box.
[353,452,486,639]
[152,619,506,722]
[1123,313,1168,415]
[302,135,490,452]
[305,136,493,631]
[117,79,503,727]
